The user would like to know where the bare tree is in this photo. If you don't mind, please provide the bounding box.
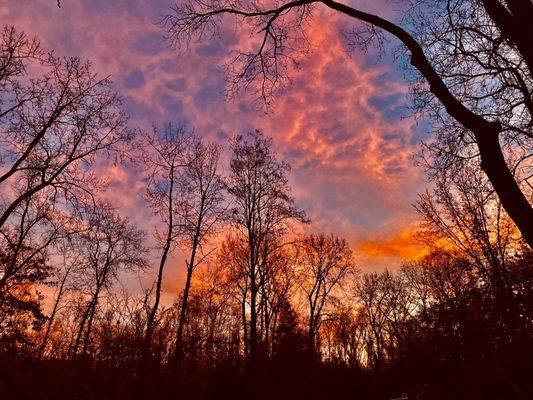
[0,26,44,121]
[205,233,298,361]
[138,123,226,369]
[258,245,298,355]
[295,233,356,354]
[0,193,68,297]
[174,137,226,356]
[0,26,133,230]
[319,303,366,368]
[70,203,146,358]
[417,162,523,280]
[415,162,526,330]
[0,26,134,317]
[185,262,241,365]
[226,130,307,370]
[354,271,394,373]
[137,124,189,375]
[37,237,82,359]
[162,0,533,247]
[216,233,251,357]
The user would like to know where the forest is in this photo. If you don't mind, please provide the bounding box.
[0,1,532,399]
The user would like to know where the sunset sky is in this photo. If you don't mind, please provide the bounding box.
[2,0,431,296]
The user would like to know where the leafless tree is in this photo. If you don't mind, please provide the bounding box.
[138,124,226,370]
[162,0,533,247]
[0,193,69,297]
[69,203,146,358]
[0,186,86,352]
[184,262,241,364]
[0,26,134,319]
[199,234,297,361]
[322,303,367,368]
[137,124,189,374]
[0,26,45,121]
[295,233,356,354]
[0,25,133,231]
[226,130,307,369]
[354,271,394,373]
[37,237,83,359]
[174,137,226,356]
[258,245,298,355]
[216,233,251,357]
[417,163,521,285]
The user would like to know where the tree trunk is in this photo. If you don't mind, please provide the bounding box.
[138,230,172,395]
[248,267,258,373]
[241,296,249,358]
[144,237,172,348]
[307,319,315,354]
[138,163,176,398]
[175,264,194,356]
[175,228,202,359]
[481,0,533,74]
[476,127,533,246]
[71,286,100,359]
[81,298,98,357]
[38,267,70,359]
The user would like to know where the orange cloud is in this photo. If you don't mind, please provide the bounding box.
[357,228,427,261]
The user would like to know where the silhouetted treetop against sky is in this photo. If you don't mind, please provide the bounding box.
[2,0,439,269]
[0,3,531,399]
[163,0,533,247]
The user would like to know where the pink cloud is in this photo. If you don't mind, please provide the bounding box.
[2,0,429,297]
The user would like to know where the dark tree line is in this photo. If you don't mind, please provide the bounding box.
[0,10,532,400]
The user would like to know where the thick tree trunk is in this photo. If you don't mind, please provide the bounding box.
[476,126,533,246]
[481,0,533,74]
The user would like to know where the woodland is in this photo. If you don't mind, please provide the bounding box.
[0,0,532,399]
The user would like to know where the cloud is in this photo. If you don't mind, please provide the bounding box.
[2,0,429,297]
[357,228,426,262]
[123,69,146,89]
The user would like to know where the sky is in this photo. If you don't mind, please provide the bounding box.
[1,0,431,298]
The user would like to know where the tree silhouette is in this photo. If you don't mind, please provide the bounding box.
[1,17,531,400]
[174,136,226,359]
[136,124,189,381]
[295,233,356,355]
[226,130,307,371]
[162,0,533,247]
[69,203,146,358]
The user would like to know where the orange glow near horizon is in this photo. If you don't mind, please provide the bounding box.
[357,228,427,262]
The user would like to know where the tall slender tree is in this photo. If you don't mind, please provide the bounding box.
[226,130,307,370]
[137,124,189,381]
[296,233,355,354]
[174,137,226,357]
[70,203,146,358]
